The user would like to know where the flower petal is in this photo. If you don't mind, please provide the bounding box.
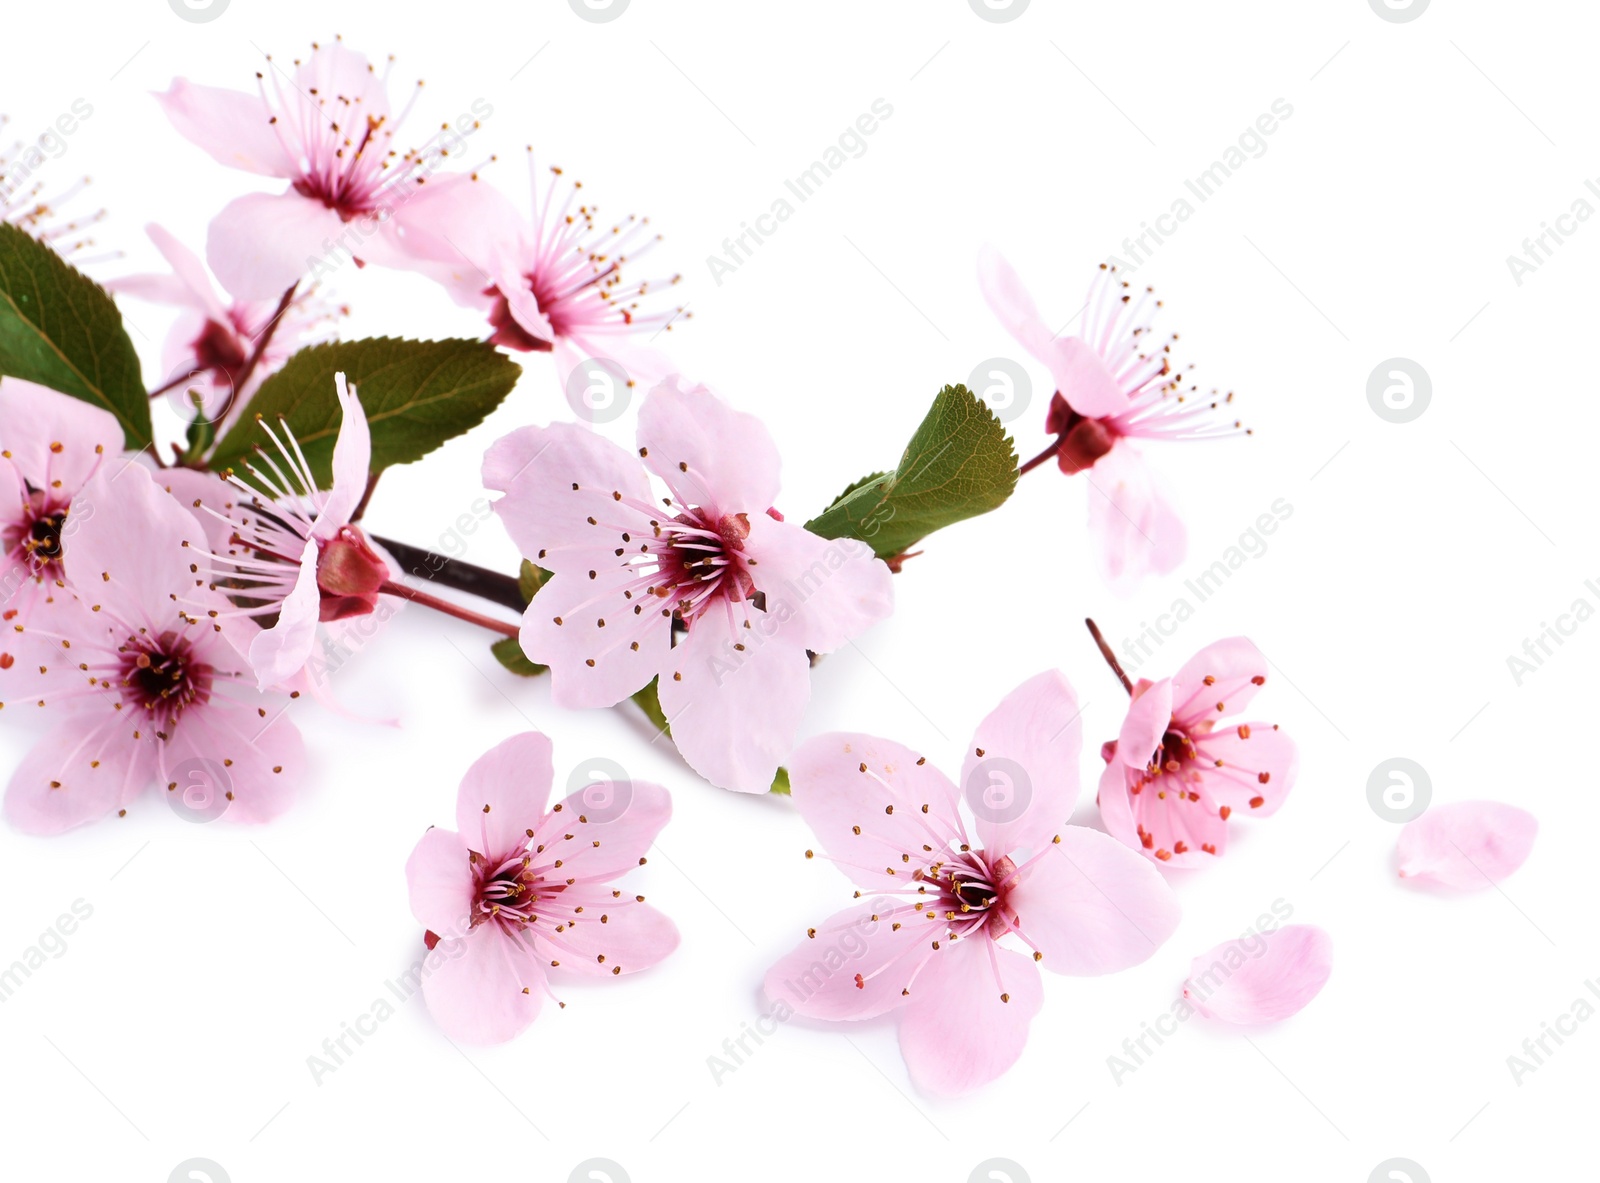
[517,573,669,709]
[1006,827,1180,975]
[1191,721,1297,815]
[764,899,927,1021]
[1183,924,1333,1024]
[406,827,475,940]
[1117,677,1173,770]
[531,779,672,882]
[454,731,555,857]
[0,377,123,490]
[1050,336,1133,419]
[1084,443,1186,591]
[65,463,200,628]
[1170,636,1272,726]
[309,373,371,537]
[898,938,1043,1096]
[531,888,679,978]
[144,224,229,320]
[743,514,894,654]
[159,695,304,825]
[3,716,155,835]
[421,925,545,1044]
[153,79,295,178]
[1396,801,1538,889]
[247,538,321,690]
[957,670,1085,858]
[788,731,964,892]
[205,191,343,302]
[637,377,781,514]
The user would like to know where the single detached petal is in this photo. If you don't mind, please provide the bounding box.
[406,827,475,940]
[637,377,781,514]
[764,899,927,1021]
[0,377,123,488]
[310,373,371,537]
[3,717,156,835]
[248,538,321,690]
[1183,924,1333,1024]
[154,79,295,178]
[1085,443,1186,591]
[1396,801,1538,889]
[455,731,555,857]
[531,779,673,882]
[530,887,679,977]
[206,191,344,302]
[1170,636,1272,726]
[898,938,1044,1096]
[788,732,964,891]
[421,925,545,1045]
[743,514,894,655]
[957,670,1084,858]
[656,610,812,792]
[1006,827,1180,975]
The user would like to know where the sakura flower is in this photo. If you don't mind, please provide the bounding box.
[111,224,341,425]
[155,38,488,300]
[765,672,1180,1095]
[0,379,123,623]
[1183,924,1332,1024]
[401,153,684,398]
[0,461,303,834]
[484,377,895,792]
[1090,626,1298,867]
[198,372,391,689]
[980,248,1247,588]
[404,731,678,1045]
[1,113,107,260]
[1396,801,1537,889]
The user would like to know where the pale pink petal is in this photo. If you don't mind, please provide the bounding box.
[1085,443,1186,591]
[1098,759,1230,866]
[153,79,295,178]
[384,175,526,271]
[957,670,1084,857]
[454,731,555,857]
[145,224,228,320]
[159,696,304,825]
[1192,722,1297,815]
[292,41,389,122]
[64,464,200,627]
[517,573,669,709]
[1397,801,1538,889]
[1117,678,1173,770]
[657,612,812,792]
[788,732,964,892]
[3,717,154,835]
[157,467,240,555]
[310,373,371,537]
[531,779,672,882]
[1095,756,1144,853]
[531,889,679,977]
[1006,827,1180,974]
[764,899,927,1020]
[483,422,654,575]
[0,377,123,488]
[898,938,1043,1096]
[637,377,781,514]
[406,827,475,940]
[421,925,544,1044]
[205,191,344,302]
[976,245,1057,361]
[247,539,321,689]
[1183,924,1333,1023]
[742,514,894,654]
[1170,636,1272,726]
[1049,336,1133,419]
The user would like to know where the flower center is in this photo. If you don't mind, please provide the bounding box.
[5,493,71,581]
[648,509,756,625]
[192,317,250,386]
[472,850,549,928]
[920,850,1017,934]
[116,632,213,726]
[1045,395,1119,475]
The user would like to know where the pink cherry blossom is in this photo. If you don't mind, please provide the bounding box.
[1397,801,1538,889]
[0,379,124,623]
[1092,629,1298,867]
[765,672,1180,1095]
[398,153,684,398]
[110,224,341,424]
[0,461,303,834]
[1,113,106,259]
[1183,924,1332,1024]
[404,731,679,1044]
[484,377,895,792]
[155,38,490,300]
[197,372,391,689]
[980,247,1247,588]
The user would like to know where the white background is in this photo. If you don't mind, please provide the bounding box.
[0,1,1589,1180]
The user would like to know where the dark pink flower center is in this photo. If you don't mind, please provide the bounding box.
[191,316,250,388]
[116,631,213,729]
[649,509,755,622]
[920,849,1019,937]
[1045,393,1119,475]
[5,493,71,582]
[471,848,554,929]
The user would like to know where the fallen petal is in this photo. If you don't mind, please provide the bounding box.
[1183,924,1332,1024]
[1397,800,1537,889]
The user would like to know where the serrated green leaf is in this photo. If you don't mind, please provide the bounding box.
[805,383,1017,559]
[517,559,552,605]
[0,222,152,450]
[490,636,546,677]
[207,337,521,485]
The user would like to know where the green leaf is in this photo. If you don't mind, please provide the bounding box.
[0,222,152,451]
[207,337,521,484]
[490,636,546,677]
[517,559,551,605]
[805,383,1017,559]
[631,677,670,736]
[178,390,216,467]
[769,766,791,795]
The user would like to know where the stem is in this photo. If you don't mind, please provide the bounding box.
[230,282,298,398]
[379,580,520,638]
[351,471,381,522]
[1018,437,1061,477]
[147,372,191,400]
[371,534,525,612]
[1085,617,1133,695]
